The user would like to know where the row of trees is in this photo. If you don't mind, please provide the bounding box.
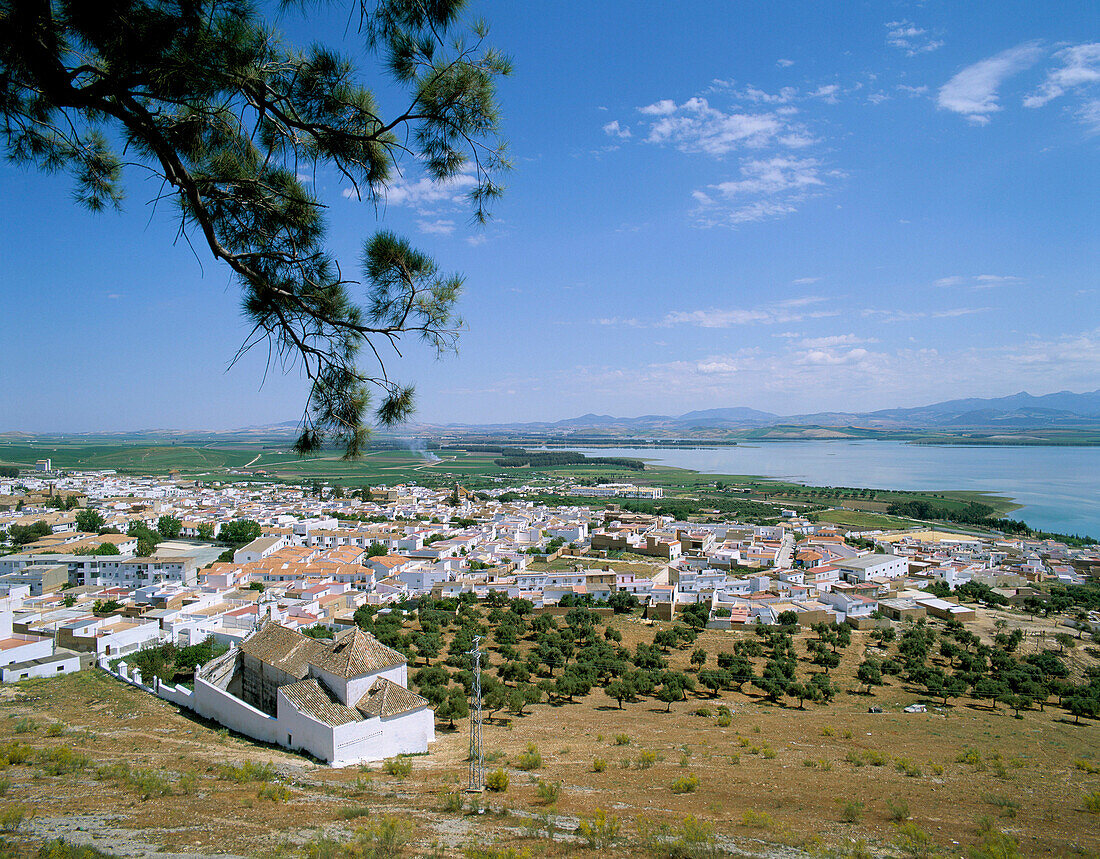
[350,592,1100,729]
[855,618,1100,722]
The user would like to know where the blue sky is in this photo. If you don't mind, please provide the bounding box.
[2,0,1098,431]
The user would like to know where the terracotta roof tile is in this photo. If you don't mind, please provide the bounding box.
[280,678,360,726]
[310,627,405,678]
[355,676,429,719]
[238,619,328,679]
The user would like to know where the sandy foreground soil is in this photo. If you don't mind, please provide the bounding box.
[1,614,1098,858]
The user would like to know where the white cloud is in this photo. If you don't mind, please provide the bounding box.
[558,329,1100,417]
[1079,99,1100,132]
[417,219,455,236]
[466,235,488,247]
[710,157,826,196]
[809,84,841,104]
[799,334,875,348]
[661,297,837,328]
[1023,43,1100,108]
[777,58,795,68]
[349,166,478,210]
[861,306,990,323]
[938,43,1044,124]
[602,120,632,139]
[797,347,872,366]
[936,274,1022,289]
[897,84,929,97]
[640,96,789,156]
[792,277,821,285]
[693,157,841,225]
[696,359,739,374]
[638,99,677,116]
[624,82,839,226]
[886,20,944,56]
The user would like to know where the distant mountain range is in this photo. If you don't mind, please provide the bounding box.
[427,389,1100,436]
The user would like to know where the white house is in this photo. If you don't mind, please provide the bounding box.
[190,621,433,766]
[835,554,908,583]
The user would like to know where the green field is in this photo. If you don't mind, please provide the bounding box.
[0,437,1034,533]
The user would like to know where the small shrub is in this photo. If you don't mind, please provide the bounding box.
[671,774,699,794]
[485,768,509,792]
[515,743,542,771]
[839,800,863,823]
[957,748,984,768]
[895,822,935,858]
[968,829,1023,859]
[762,746,777,759]
[716,713,732,727]
[0,742,33,766]
[886,797,910,821]
[845,750,865,767]
[863,750,887,767]
[383,756,413,778]
[679,754,690,768]
[821,726,835,737]
[635,750,657,769]
[0,777,8,796]
[37,746,89,776]
[577,809,620,849]
[177,773,197,795]
[738,736,751,747]
[740,809,776,829]
[693,707,712,717]
[463,846,531,859]
[442,791,464,813]
[340,805,372,819]
[894,757,922,778]
[618,756,631,769]
[13,718,35,735]
[34,838,114,858]
[842,729,853,739]
[130,769,173,800]
[982,794,1019,818]
[535,779,562,805]
[218,761,276,783]
[639,815,718,858]
[45,723,65,738]
[257,783,290,802]
[302,815,411,859]
[729,753,740,765]
[592,757,607,773]
[819,759,832,772]
[1083,791,1100,814]
[930,763,944,776]
[1074,759,1100,775]
[614,733,631,746]
[348,774,373,796]
[0,804,26,832]
[803,758,818,768]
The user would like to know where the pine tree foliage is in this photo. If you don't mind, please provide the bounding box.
[0,0,510,455]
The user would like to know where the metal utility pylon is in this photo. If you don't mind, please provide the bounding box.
[466,635,484,792]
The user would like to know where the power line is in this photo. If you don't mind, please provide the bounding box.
[466,634,484,793]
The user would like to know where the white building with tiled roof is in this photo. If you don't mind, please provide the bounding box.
[190,620,433,765]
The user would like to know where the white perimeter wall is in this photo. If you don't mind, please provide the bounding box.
[192,675,280,745]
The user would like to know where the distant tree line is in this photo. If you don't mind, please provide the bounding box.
[886,499,1095,544]
[493,450,645,470]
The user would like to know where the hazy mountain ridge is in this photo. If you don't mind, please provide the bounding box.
[432,389,1100,434]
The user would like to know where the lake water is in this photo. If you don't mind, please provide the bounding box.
[561,442,1099,538]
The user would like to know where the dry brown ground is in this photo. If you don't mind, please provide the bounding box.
[0,612,1098,858]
